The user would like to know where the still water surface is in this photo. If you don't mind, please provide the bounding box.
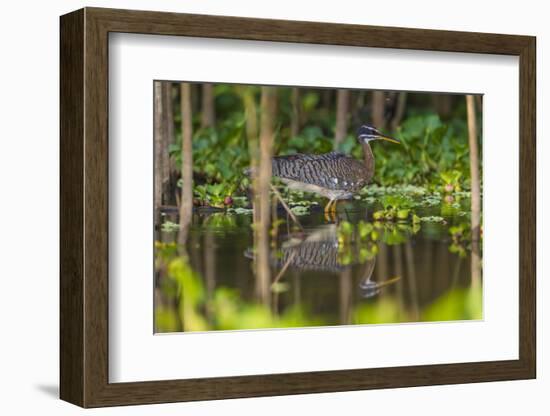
[154,201,481,333]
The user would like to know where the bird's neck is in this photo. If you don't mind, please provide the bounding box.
[362,141,375,180]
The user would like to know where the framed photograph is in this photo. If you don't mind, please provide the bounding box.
[60,7,536,407]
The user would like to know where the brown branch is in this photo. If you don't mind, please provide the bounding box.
[270,184,304,231]
[153,82,163,220]
[466,95,482,289]
[466,95,481,239]
[178,83,193,245]
[254,86,277,303]
[271,251,296,289]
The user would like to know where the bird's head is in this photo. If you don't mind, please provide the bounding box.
[357,124,401,145]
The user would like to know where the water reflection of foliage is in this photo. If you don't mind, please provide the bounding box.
[165,181,472,232]
[338,219,420,250]
[155,239,482,332]
[352,287,481,324]
[156,245,324,332]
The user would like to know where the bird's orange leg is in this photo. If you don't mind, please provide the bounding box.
[324,199,334,222]
[330,200,338,222]
[324,199,334,215]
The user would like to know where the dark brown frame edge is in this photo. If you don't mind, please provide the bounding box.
[60,7,536,408]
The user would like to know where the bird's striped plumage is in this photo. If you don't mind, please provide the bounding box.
[271,151,372,200]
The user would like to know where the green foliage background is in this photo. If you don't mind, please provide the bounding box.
[168,85,481,202]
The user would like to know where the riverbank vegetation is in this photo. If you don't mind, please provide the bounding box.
[153,82,482,333]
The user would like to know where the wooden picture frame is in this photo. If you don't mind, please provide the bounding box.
[60,7,536,408]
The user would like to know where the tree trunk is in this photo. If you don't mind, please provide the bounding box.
[322,89,332,111]
[393,244,405,317]
[339,269,352,324]
[255,86,277,304]
[433,95,453,119]
[290,87,300,137]
[190,84,200,117]
[154,82,176,211]
[242,87,259,227]
[201,83,216,128]
[179,83,193,245]
[353,90,367,126]
[162,83,176,205]
[405,241,419,320]
[375,243,388,283]
[371,91,386,128]
[390,92,407,131]
[334,89,350,148]
[204,230,216,324]
[154,82,164,221]
[466,95,481,288]
[466,95,481,240]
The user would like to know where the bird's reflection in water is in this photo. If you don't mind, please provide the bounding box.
[358,259,401,298]
[276,225,342,273]
[247,224,400,299]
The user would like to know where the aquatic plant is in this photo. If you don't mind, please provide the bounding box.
[193,183,238,208]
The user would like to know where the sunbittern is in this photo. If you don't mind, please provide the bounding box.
[271,125,400,217]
